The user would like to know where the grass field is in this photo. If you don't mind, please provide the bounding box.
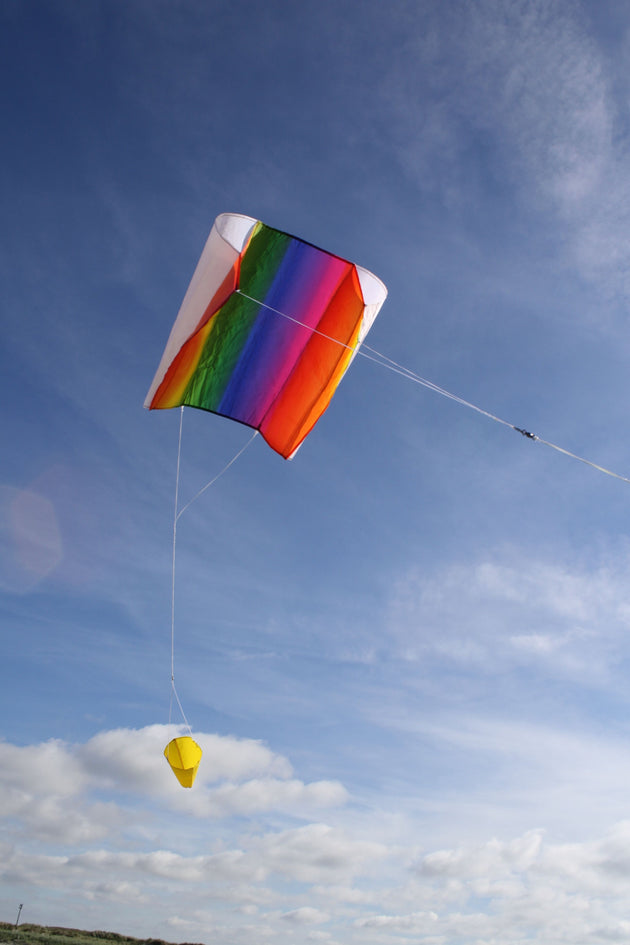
[0,923,202,945]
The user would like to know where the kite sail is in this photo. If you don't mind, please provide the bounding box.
[145,213,388,458]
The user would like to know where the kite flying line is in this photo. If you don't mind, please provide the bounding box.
[236,289,630,486]
[359,345,630,484]
[168,406,258,727]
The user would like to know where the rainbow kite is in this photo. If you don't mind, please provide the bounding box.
[145,213,387,458]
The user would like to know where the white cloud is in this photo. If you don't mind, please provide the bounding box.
[5,725,630,944]
[0,738,87,796]
[312,884,377,906]
[80,725,293,791]
[0,738,121,845]
[419,829,544,879]
[380,0,630,305]
[250,824,391,884]
[84,880,146,904]
[197,779,348,818]
[356,911,438,931]
[279,906,330,925]
[388,548,630,682]
[0,726,348,852]
[350,823,630,945]
[381,711,630,822]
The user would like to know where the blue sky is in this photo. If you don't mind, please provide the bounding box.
[3,0,630,942]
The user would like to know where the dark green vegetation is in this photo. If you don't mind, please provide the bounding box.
[0,924,202,945]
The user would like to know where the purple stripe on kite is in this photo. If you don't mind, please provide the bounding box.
[218,240,352,426]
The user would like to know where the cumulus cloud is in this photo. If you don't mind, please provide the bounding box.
[0,731,381,939]
[197,778,348,818]
[0,822,389,939]
[355,910,438,931]
[419,829,544,879]
[5,724,630,945]
[81,727,293,786]
[1,737,87,795]
[0,737,124,844]
[279,906,330,925]
[352,823,630,945]
[250,824,390,885]
[0,726,347,850]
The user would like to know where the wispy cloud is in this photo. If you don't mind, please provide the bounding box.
[388,546,630,683]
[379,0,630,307]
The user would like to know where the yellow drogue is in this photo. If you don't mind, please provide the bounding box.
[164,736,203,788]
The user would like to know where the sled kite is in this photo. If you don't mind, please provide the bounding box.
[145,213,387,458]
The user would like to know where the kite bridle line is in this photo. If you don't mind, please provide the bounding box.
[235,288,630,486]
[169,407,258,731]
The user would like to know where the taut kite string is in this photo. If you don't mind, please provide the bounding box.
[235,288,630,486]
